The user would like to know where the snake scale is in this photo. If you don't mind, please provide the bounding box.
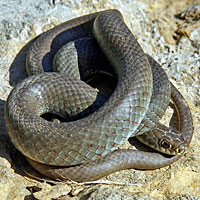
[5,9,193,182]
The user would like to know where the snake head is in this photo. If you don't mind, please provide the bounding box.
[158,137,188,155]
[136,123,189,156]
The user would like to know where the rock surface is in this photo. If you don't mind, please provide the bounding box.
[0,0,199,199]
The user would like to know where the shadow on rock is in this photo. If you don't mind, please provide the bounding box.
[9,38,37,87]
[0,99,10,159]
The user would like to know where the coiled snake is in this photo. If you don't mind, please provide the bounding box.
[5,10,193,182]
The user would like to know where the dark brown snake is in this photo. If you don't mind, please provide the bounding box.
[5,10,193,182]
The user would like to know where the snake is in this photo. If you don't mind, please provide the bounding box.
[4,9,193,182]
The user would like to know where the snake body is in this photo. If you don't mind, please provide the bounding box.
[5,10,193,182]
[25,79,193,182]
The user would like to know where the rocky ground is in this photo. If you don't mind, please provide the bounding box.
[0,0,199,199]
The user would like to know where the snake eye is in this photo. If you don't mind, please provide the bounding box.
[176,148,182,154]
[160,139,171,149]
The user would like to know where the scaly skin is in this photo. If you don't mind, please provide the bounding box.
[5,10,193,182]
